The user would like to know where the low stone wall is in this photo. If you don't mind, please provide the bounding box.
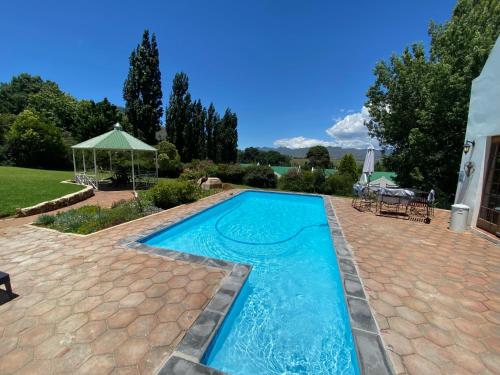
[16,185,94,217]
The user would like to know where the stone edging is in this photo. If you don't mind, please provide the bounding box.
[16,185,93,217]
[324,196,394,375]
[122,190,393,375]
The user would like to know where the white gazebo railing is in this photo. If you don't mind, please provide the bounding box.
[75,173,98,189]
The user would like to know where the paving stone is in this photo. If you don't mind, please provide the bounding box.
[403,354,443,375]
[114,337,150,367]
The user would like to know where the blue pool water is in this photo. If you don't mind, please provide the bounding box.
[143,191,359,375]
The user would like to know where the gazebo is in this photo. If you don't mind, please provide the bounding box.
[71,123,158,191]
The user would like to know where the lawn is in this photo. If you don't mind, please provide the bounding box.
[0,166,84,217]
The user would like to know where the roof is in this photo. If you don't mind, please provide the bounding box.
[72,123,157,152]
[370,171,396,183]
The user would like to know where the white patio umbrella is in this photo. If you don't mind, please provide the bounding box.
[360,144,375,185]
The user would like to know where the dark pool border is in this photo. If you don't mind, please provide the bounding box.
[323,196,394,375]
[122,190,393,375]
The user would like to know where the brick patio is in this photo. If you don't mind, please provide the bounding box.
[0,191,237,375]
[1,190,499,374]
[332,196,500,375]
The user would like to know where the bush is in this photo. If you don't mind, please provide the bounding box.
[278,169,325,193]
[215,164,245,184]
[242,165,277,188]
[146,180,199,209]
[156,141,182,178]
[323,173,355,196]
[180,160,218,181]
[34,199,158,235]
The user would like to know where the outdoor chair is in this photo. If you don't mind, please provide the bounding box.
[407,189,435,224]
[0,271,12,296]
[352,183,380,212]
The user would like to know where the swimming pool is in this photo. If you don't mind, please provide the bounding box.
[143,191,360,375]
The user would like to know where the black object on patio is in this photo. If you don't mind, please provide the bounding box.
[0,271,13,296]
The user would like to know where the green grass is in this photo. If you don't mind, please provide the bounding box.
[0,166,84,217]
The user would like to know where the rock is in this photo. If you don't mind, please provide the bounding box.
[201,177,222,190]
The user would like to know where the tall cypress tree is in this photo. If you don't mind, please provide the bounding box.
[165,72,191,161]
[123,30,163,144]
[217,108,238,163]
[205,103,217,161]
[190,100,206,160]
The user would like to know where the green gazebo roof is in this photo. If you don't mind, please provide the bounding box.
[71,123,156,152]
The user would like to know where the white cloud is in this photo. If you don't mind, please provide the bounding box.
[273,136,335,149]
[325,106,377,148]
[273,107,378,149]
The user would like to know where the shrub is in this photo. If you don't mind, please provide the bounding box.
[146,180,199,209]
[35,214,55,225]
[180,160,218,181]
[34,199,159,235]
[278,169,325,193]
[215,164,245,184]
[156,141,182,177]
[278,169,314,192]
[242,165,277,188]
[323,173,355,196]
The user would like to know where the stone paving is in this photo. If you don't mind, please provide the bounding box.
[0,191,238,375]
[332,196,500,375]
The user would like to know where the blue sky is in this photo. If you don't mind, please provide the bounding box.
[0,0,456,149]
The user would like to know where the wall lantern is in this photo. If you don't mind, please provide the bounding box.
[463,140,475,154]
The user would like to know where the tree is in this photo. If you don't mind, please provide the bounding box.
[216,109,238,163]
[205,103,219,161]
[5,110,66,168]
[27,81,78,132]
[75,98,121,141]
[189,100,206,160]
[165,72,192,161]
[0,73,45,114]
[123,30,163,144]
[337,153,358,182]
[241,147,260,163]
[306,145,330,168]
[366,0,500,203]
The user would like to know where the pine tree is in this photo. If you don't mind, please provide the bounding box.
[123,30,163,144]
[165,72,191,161]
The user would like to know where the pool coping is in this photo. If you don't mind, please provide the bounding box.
[122,190,394,375]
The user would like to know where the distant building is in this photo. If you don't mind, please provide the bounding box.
[369,172,397,188]
[454,36,500,236]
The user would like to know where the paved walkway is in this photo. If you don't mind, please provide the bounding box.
[333,197,500,375]
[0,191,237,375]
[0,190,135,229]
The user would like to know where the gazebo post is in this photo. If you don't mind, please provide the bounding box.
[72,149,77,181]
[109,151,112,174]
[155,151,158,182]
[131,150,136,191]
[93,148,98,190]
[82,150,86,173]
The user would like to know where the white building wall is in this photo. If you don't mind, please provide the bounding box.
[454,36,500,227]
